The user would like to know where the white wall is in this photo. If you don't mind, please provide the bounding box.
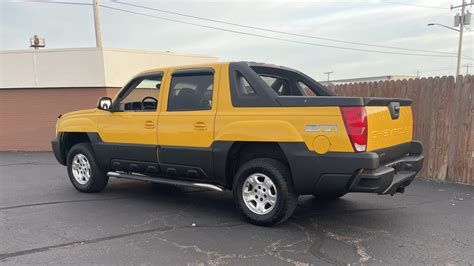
[0,48,218,89]
[102,49,218,87]
[0,48,106,88]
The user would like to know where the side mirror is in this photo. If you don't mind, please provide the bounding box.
[97,97,113,111]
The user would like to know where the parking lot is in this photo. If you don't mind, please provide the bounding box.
[1,152,473,265]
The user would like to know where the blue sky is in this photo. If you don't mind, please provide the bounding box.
[1,0,473,80]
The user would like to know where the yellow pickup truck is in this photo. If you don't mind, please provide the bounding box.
[52,62,423,226]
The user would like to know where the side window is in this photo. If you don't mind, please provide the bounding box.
[167,74,214,111]
[118,76,162,112]
[297,81,317,96]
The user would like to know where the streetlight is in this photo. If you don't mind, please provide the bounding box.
[427,22,464,76]
[427,23,460,32]
[427,0,468,77]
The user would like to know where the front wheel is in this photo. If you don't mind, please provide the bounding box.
[233,158,298,226]
[67,143,108,193]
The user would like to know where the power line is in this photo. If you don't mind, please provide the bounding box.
[23,0,451,11]
[22,0,473,60]
[20,0,91,6]
[112,0,467,58]
[383,1,451,10]
[418,67,456,73]
[99,5,468,59]
[26,0,464,58]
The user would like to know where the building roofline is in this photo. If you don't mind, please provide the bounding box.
[0,47,101,54]
[327,76,394,83]
[0,47,217,59]
[323,75,418,84]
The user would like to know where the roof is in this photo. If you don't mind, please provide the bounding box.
[139,62,230,76]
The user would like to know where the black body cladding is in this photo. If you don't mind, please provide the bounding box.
[52,136,422,195]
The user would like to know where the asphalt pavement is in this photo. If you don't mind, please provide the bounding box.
[1,152,473,265]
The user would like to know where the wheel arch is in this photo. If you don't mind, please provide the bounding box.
[60,132,92,163]
[214,141,292,190]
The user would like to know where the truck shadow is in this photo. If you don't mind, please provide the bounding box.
[97,180,409,264]
[104,179,406,228]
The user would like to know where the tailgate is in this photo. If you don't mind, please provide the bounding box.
[364,98,413,151]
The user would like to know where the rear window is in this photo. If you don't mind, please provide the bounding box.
[236,73,257,97]
[250,65,328,96]
[297,81,317,96]
[260,76,291,96]
[228,62,335,108]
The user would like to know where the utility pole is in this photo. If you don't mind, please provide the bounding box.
[430,1,472,77]
[93,0,103,48]
[455,0,465,77]
[450,0,473,76]
[463,63,472,74]
[324,71,334,83]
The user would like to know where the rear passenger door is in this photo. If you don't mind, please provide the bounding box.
[157,67,219,179]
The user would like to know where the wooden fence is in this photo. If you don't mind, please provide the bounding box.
[329,75,473,185]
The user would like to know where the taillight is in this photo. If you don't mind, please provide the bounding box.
[340,107,367,152]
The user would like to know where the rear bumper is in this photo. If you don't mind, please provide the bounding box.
[281,141,423,195]
[348,154,423,195]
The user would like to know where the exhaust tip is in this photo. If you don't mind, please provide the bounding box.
[396,186,405,194]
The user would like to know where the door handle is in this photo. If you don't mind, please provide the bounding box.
[193,122,207,131]
[144,120,155,129]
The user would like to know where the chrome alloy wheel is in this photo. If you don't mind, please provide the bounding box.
[242,173,277,215]
[72,153,91,185]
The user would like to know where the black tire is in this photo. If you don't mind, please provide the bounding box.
[233,158,298,226]
[67,143,108,193]
[312,192,346,200]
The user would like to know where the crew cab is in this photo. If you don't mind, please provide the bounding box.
[52,62,423,226]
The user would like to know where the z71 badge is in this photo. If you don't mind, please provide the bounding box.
[304,124,338,133]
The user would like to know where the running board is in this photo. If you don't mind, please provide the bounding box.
[107,171,225,192]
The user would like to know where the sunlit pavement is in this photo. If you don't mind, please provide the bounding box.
[1,152,473,265]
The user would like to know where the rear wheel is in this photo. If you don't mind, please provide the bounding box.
[67,143,108,193]
[233,158,298,226]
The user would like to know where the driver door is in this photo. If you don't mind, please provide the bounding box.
[98,72,164,147]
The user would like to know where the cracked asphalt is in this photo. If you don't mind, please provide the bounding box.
[1,152,473,265]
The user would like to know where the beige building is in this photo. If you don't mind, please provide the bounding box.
[0,48,218,151]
